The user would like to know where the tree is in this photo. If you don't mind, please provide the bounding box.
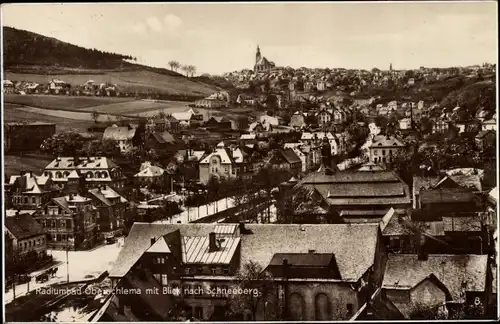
[168,60,180,71]
[84,139,120,157]
[226,261,279,321]
[345,122,370,157]
[277,186,315,224]
[40,132,85,156]
[181,65,189,76]
[185,65,196,78]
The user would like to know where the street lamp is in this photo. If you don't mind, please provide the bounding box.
[67,237,75,283]
[198,189,203,218]
[205,189,209,215]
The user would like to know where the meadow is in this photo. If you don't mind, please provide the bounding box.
[5,70,217,97]
[4,94,132,110]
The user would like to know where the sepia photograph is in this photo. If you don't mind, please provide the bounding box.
[1,1,498,322]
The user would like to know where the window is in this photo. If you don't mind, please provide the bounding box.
[225,167,228,174]
[382,150,386,156]
[185,267,191,275]
[211,267,217,275]
[223,267,230,275]
[161,274,168,285]
[24,197,29,204]
[374,150,378,156]
[51,220,56,228]
[32,197,36,204]
[194,307,203,319]
[156,257,165,264]
[61,219,66,228]
[197,266,202,274]
[347,304,353,315]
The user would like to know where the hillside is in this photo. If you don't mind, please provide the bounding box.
[2,26,231,97]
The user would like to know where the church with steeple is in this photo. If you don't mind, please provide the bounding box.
[254,45,275,72]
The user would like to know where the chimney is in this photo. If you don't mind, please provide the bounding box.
[29,171,33,177]
[308,249,316,254]
[69,193,74,201]
[16,210,20,216]
[239,221,246,234]
[209,232,218,252]
[283,258,289,267]
[150,237,156,246]
[417,235,428,261]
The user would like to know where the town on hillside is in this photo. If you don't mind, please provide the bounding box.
[2,3,498,323]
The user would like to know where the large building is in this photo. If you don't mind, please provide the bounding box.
[5,213,48,260]
[34,193,97,250]
[4,122,56,153]
[295,169,411,223]
[254,45,276,72]
[43,156,126,190]
[105,222,386,321]
[368,135,405,164]
[88,185,128,240]
[5,171,56,210]
[199,142,252,185]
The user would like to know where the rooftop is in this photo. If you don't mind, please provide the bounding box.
[5,213,45,240]
[109,223,379,282]
[383,254,488,300]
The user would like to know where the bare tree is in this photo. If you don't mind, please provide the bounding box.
[168,60,180,71]
[187,65,197,78]
[181,65,189,77]
[226,261,279,321]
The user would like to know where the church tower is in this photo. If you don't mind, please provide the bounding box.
[389,63,393,71]
[256,45,262,64]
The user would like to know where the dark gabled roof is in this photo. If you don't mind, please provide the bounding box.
[209,116,231,123]
[476,130,495,139]
[269,253,334,267]
[109,223,379,282]
[298,170,403,186]
[150,131,176,144]
[280,148,302,164]
[5,214,45,240]
[51,196,71,212]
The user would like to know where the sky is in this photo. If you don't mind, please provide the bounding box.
[1,2,498,75]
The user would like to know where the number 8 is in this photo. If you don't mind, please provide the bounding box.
[474,297,481,306]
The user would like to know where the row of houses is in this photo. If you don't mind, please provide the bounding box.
[101,174,497,320]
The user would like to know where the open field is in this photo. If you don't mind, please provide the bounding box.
[7,105,130,123]
[4,154,54,177]
[4,94,133,110]
[82,99,190,115]
[5,70,217,96]
[4,104,96,132]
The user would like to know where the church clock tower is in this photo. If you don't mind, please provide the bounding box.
[256,45,262,64]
